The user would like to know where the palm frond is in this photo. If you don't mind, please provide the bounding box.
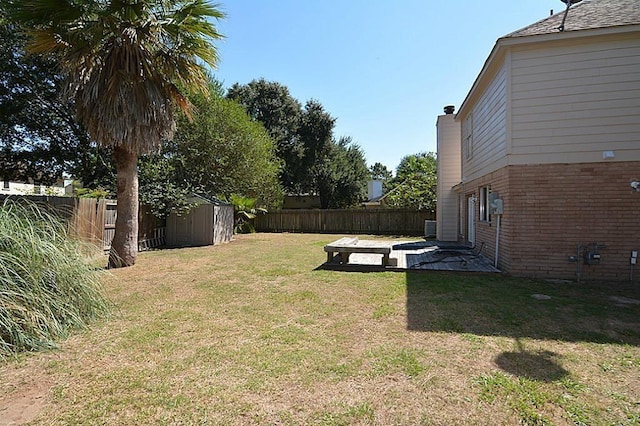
[10,0,224,154]
[6,0,89,27]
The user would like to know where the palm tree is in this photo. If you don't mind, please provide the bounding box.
[229,194,267,234]
[8,0,224,267]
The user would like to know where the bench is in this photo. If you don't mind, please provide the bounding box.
[323,237,393,267]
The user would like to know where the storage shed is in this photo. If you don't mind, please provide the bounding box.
[166,195,234,248]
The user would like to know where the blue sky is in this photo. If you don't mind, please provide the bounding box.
[212,0,563,172]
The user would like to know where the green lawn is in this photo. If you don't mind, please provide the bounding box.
[1,233,639,425]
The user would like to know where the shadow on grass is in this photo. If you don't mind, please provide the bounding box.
[406,271,640,346]
[493,339,568,382]
[494,349,568,382]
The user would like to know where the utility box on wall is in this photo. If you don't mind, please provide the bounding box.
[582,243,603,266]
[489,191,503,215]
[491,198,504,215]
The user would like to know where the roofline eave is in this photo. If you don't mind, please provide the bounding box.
[456,24,640,120]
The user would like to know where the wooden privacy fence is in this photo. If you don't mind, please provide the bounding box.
[0,195,163,251]
[1,195,236,250]
[72,199,165,251]
[71,198,117,250]
[255,209,435,236]
[0,194,77,219]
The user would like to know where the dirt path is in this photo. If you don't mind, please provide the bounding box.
[0,379,50,426]
[0,389,48,426]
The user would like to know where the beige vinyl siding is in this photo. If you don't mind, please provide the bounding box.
[436,114,461,241]
[510,34,640,164]
[462,62,508,181]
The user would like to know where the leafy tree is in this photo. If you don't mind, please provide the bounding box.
[139,87,283,216]
[300,100,336,195]
[0,11,114,190]
[298,103,369,208]
[227,79,301,146]
[228,80,369,208]
[138,157,199,218]
[316,137,369,209]
[369,162,393,181]
[395,152,437,178]
[75,185,113,199]
[175,95,282,207]
[384,152,437,211]
[9,0,225,268]
[227,79,303,193]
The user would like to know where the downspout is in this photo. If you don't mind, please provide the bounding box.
[494,214,501,269]
[491,198,504,269]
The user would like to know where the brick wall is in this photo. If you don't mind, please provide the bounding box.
[462,161,640,281]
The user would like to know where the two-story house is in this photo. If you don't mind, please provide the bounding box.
[436,0,640,280]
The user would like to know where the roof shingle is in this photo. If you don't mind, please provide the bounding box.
[505,0,640,38]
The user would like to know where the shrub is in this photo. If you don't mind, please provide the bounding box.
[230,194,267,234]
[0,199,109,357]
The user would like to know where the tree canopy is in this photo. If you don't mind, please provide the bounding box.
[316,137,369,209]
[384,152,437,211]
[139,85,283,217]
[227,79,304,192]
[227,79,301,152]
[369,162,393,181]
[227,79,369,208]
[0,12,109,188]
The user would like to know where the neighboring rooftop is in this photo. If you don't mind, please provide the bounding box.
[505,0,640,38]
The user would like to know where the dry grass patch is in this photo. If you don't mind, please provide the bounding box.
[1,233,639,425]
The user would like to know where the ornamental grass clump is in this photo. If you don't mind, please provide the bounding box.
[0,200,109,357]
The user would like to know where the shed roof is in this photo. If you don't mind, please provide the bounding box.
[505,0,640,38]
[192,193,231,206]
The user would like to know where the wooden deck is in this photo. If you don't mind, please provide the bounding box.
[322,240,500,273]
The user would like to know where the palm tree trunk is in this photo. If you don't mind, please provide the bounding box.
[108,146,138,268]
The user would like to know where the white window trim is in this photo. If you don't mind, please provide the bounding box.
[463,113,473,160]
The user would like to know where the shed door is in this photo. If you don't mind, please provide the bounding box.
[192,204,214,246]
[174,215,192,247]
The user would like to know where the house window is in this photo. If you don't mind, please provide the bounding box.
[463,113,473,160]
[464,135,473,160]
[2,180,8,190]
[479,185,491,222]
